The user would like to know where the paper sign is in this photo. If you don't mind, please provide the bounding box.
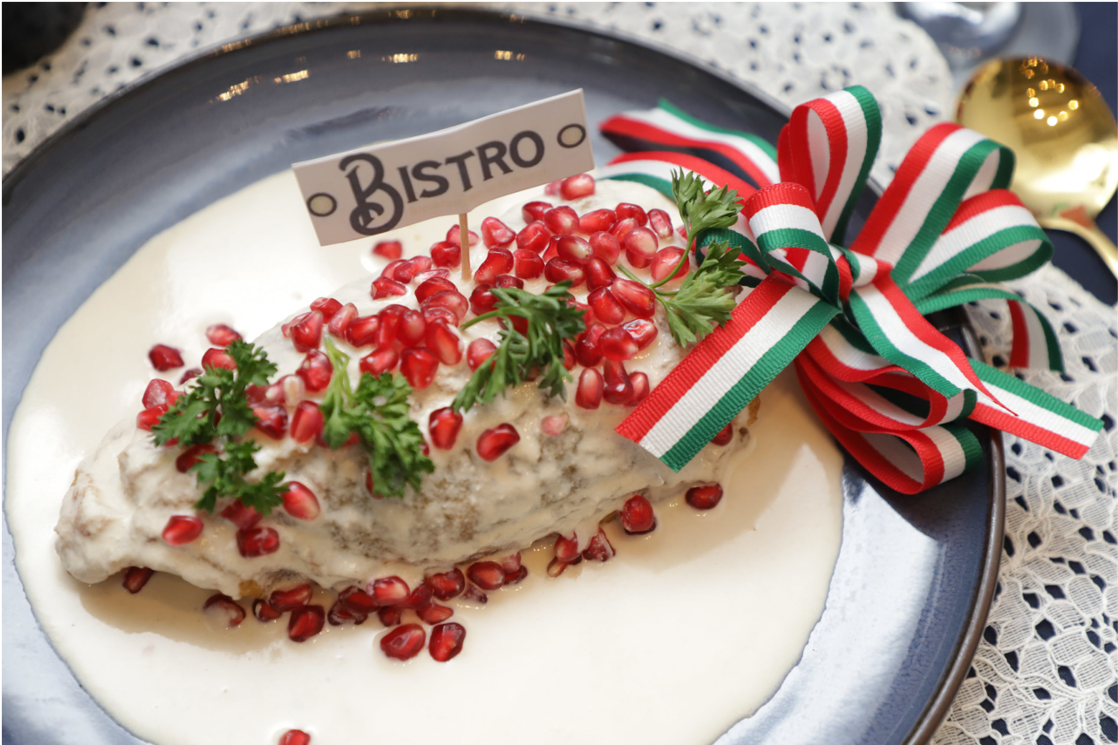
[293,90,595,245]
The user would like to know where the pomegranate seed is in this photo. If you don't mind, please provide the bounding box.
[466,339,497,371]
[429,407,464,450]
[620,495,656,534]
[446,225,478,248]
[221,500,262,530]
[414,268,451,286]
[544,258,586,287]
[288,605,325,642]
[270,583,313,612]
[602,359,634,405]
[253,599,283,622]
[547,556,581,577]
[579,208,616,234]
[474,248,514,284]
[651,247,690,283]
[423,305,460,328]
[380,624,426,660]
[290,401,323,443]
[585,258,618,291]
[461,584,488,604]
[582,528,616,561]
[399,583,433,610]
[426,568,466,600]
[544,180,563,196]
[495,274,524,289]
[522,201,552,223]
[544,206,579,235]
[415,276,457,303]
[541,237,559,263]
[236,526,280,558]
[375,305,405,348]
[623,227,659,268]
[327,302,358,337]
[504,565,529,585]
[202,347,237,371]
[162,515,203,546]
[516,221,551,253]
[296,350,332,392]
[610,217,639,242]
[426,320,463,365]
[466,561,505,591]
[560,173,595,200]
[507,249,542,279]
[327,601,360,626]
[556,234,593,265]
[368,576,410,606]
[280,731,312,745]
[575,323,606,367]
[481,217,516,248]
[589,231,621,264]
[378,606,403,627]
[417,602,454,624]
[600,328,639,362]
[142,379,175,409]
[122,567,154,594]
[616,202,648,226]
[554,534,580,563]
[400,347,439,389]
[430,240,461,268]
[422,290,469,322]
[476,423,519,461]
[576,368,604,409]
[503,313,530,335]
[174,440,215,469]
[499,552,522,574]
[373,239,403,260]
[372,276,407,299]
[648,208,674,238]
[711,423,734,446]
[179,368,202,384]
[288,311,323,352]
[310,297,344,320]
[206,324,241,346]
[148,344,184,371]
[136,405,167,432]
[563,340,576,370]
[397,309,427,347]
[281,482,320,521]
[338,585,379,617]
[345,315,379,347]
[429,622,466,662]
[381,259,405,280]
[396,256,433,283]
[203,594,246,627]
[587,287,624,325]
[541,413,568,436]
[612,280,657,318]
[470,284,498,316]
[252,404,287,439]
[622,318,658,349]
[686,484,724,510]
[678,225,689,241]
[360,347,399,376]
[629,371,650,405]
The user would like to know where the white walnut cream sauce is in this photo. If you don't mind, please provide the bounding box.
[6,171,843,745]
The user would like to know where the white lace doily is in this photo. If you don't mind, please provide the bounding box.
[3,4,1115,744]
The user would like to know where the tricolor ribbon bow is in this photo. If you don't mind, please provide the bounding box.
[598,87,1103,494]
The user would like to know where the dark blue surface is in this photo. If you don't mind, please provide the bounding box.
[2,9,1000,745]
[1049,3,1118,305]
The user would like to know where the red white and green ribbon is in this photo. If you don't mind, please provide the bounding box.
[603,88,1103,493]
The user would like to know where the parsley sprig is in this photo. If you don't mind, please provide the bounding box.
[319,338,434,498]
[152,340,286,515]
[451,283,586,413]
[616,170,746,346]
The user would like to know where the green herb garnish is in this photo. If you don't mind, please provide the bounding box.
[451,283,586,413]
[616,170,745,346]
[319,338,434,498]
[152,340,286,515]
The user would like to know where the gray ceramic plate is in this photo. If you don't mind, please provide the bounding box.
[2,8,1003,745]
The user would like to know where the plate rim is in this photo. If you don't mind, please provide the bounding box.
[2,7,1006,744]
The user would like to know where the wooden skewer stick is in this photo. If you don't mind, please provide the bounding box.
[458,212,472,282]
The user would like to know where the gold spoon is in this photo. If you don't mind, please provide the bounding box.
[956,57,1118,277]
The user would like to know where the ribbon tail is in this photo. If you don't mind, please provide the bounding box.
[617,278,838,471]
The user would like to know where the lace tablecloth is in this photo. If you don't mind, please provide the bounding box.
[3,4,1115,744]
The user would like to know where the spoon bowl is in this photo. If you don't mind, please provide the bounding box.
[956,56,1118,275]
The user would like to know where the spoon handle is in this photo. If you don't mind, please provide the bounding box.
[1037,216,1118,279]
